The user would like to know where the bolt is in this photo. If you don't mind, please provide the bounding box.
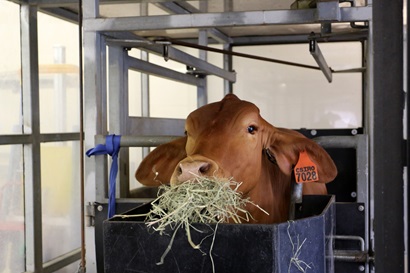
[310,130,317,136]
[351,192,357,198]
[358,205,365,212]
[351,129,358,135]
[358,265,365,271]
[97,205,104,212]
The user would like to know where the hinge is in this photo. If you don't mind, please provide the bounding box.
[86,202,96,227]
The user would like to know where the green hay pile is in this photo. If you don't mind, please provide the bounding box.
[120,175,268,270]
[147,176,265,229]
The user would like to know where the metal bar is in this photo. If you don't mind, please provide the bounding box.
[333,235,365,252]
[39,133,81,142]
[197,26,208,107]
[108,45,129,198]
[288,180,303,220]
[139,3,150,159]
[141,44,236,82]
[372,1,405,273]
[127,56,205,86]
[83,0,105,269]
[39,7,79,24]
[168,39,321,71]
[309,39,333,82]
[21,4,43,272]
[333,250,369,263]
[96,135,181,147]
[223,43,233,95]
[106,39,236,82]
[78,0,86,270]
[0,134,32,145]
[231,31,369,46]
[43,248,81,273]
[208,28,233,44]
[154,2,190,14]
[83,7,371,32]
[127,117,185,136]
[18,113,82,142]
[313,135,363,148]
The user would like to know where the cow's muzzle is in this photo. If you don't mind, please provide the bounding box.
[170,156,219,186]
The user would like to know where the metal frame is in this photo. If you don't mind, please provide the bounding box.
[0,2,83,272]
[2,0,406,272]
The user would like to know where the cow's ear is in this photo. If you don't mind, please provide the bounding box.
[266,127,337,184]
[135,137,187,186]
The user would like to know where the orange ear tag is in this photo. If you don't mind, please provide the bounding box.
[294,151,320,183]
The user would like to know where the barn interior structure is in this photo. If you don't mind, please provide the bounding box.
[0,0,407,272]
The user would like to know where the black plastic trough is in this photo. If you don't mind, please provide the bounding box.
[103,195,335,273]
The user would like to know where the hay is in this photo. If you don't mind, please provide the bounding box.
[287,221,313,273]
[120,175,268,270]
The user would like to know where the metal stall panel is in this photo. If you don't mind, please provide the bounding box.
[371,1,405,273]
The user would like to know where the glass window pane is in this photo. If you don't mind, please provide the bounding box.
[0,145,25,273]
[41,141,81,265]
[0,1,22,135]
[38,12,80,133]
[233,43,362,129]
[148,53,197,119]
[129,70,142,117]
[149,75,197,119]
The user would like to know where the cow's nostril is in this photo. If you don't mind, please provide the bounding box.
[199,163,210,174]
[177,165,183,175]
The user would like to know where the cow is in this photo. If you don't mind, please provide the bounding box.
[135,94,337,224]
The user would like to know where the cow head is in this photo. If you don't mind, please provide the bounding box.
[135,94,337,224]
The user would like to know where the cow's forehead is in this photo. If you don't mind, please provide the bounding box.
[187,97,260,127]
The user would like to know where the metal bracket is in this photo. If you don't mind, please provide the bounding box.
[316,0,341,22]
[309,36,333,82]
[333,235,375,264]
[186,65,208,78]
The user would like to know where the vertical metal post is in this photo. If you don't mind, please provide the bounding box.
[21,4,43,272]
[372,1,405,273]
[223,43,233,95]
[197,1,208,107]
[83,0,106,271]
[108,45,129,197]
[140,3,150,158]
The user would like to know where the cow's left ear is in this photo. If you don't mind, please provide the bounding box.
[266,127,337,183]
[135,137,187,186]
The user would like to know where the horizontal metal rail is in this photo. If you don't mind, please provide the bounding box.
[95,135,181,147]
[83,8,372,32]
[127,56,205,87]
[0,133,80,145]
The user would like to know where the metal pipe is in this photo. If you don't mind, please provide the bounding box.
[333,250,369,263]
[313,135,362,148]
[96,135,181,147]
[333,235,365,251]
[78,0,86,270]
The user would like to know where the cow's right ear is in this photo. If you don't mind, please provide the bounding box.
[135,137,187,186]
[265,127,337,184]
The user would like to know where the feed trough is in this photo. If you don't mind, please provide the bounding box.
[103,195,335,273]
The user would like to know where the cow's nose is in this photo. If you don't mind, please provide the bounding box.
[170,158,218,185]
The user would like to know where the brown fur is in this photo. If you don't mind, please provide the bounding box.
[136,94,337,224]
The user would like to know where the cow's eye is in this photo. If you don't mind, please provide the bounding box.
[247,125,257,135]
